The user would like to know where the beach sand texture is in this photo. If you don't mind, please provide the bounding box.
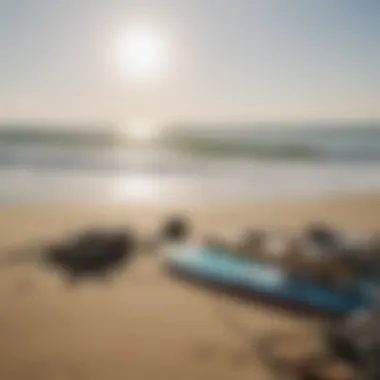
[0,196,379,380]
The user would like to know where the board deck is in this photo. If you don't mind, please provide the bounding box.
[165,244,373,315]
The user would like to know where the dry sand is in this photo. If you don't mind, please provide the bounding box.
[0,195,379,380]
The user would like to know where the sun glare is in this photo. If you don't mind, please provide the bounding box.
[122,121,160,141]
[116,24,170,82]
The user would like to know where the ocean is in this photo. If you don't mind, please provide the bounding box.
[1,122,380,203]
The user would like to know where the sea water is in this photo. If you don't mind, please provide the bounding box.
[0,122,380,203]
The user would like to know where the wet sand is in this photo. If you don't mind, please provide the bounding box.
[0,195,379,380]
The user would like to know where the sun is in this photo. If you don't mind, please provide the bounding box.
[116,24,170,82]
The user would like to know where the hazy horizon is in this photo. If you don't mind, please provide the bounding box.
[0,117,380,132]
[1,0,379,126]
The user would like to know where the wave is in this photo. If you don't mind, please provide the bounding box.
[1,124,380,164]
[164,135,319,160]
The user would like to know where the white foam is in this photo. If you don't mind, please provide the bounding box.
[1,160,380,203]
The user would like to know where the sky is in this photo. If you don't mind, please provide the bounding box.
[0,0,379,126]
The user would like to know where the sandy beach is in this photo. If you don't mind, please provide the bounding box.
[1,0,378,377]
[0,195,379,380]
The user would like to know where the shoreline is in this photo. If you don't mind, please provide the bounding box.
[2,160,380,205]
[2,189,380,205]
[0,192,379,248]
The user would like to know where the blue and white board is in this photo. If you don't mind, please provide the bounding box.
[165,244,373,315]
